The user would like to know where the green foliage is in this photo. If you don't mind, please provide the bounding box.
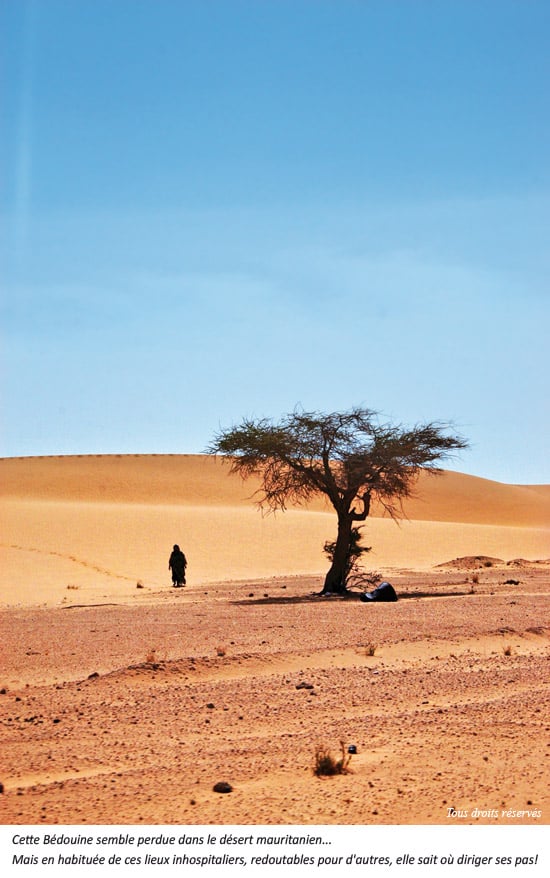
[324,526,373,587]
[208,406,468,593]
[208,406,468,518]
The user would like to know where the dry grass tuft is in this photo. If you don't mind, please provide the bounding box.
[313,741,352,777]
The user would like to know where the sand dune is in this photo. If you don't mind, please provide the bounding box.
[2,454,550,524]
[1,455,548,609]
[0,455,549,825]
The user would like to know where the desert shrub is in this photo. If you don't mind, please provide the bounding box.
[323,526,380,591]
[313,741,352,777]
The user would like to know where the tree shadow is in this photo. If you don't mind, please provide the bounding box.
[231,588,476,607]
[231,593,356,606]
[398,589,476,600]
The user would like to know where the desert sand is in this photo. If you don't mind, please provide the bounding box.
[0,454,549,825]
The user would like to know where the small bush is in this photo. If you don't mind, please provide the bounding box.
[324,526,376,590]
[313,741,352,777]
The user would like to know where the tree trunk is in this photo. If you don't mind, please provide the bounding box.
[321,513,353,595]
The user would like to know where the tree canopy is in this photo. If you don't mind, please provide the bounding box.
[208,407,468,594]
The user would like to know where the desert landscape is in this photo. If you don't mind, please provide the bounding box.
[1,454,549,825]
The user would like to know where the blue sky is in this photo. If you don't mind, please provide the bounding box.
[1,0,549,483]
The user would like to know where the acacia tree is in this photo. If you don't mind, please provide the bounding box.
[208,407,468,595]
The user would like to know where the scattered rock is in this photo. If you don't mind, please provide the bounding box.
[88,672,99,679]
[296,682,314,690]
[213,781,232,794]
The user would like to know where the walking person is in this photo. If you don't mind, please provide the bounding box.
[169,544,187,588]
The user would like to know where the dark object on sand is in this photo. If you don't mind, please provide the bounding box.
[347,744,357,754]
[169,544,187,587]
[213,781,233,794]
[360,581,398,602]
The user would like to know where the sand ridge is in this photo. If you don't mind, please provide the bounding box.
[1,455,549,609]
[2,454,550,525]
[0,455,549,824]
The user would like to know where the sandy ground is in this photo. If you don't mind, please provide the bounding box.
[0,455,549,825]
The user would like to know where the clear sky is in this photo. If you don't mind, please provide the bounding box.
[1,0,549,484]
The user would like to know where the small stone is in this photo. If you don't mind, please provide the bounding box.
[213,781,233,794]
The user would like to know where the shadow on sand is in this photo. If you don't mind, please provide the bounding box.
[231,588,476,607]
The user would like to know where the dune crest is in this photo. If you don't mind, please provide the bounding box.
[1,455,549,825]
[1,455,548,609]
